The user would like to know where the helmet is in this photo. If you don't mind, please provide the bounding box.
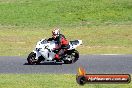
[52,28,60,38]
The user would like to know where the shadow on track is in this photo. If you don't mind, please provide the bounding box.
[24,62,63,65]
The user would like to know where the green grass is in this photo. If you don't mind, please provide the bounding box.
[0,1,132,88]
[0,0,132,56]
[0,25,132,56]
[0,0,131,27]
[0,74,131,88]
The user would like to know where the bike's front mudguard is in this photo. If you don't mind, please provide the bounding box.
[33,50,41,60]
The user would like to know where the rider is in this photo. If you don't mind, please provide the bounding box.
[47,28,69,61]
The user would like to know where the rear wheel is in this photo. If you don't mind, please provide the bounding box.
[64,50,79,64]
[27,52,37,65]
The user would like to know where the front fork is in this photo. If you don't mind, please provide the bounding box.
[33,50,41,60]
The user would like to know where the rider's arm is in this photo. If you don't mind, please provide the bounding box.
[59,37,69,49]
[47,37,54,41]
[61,37,68,45]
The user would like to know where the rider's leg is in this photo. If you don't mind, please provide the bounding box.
[54,49,64,60]
[54,44,69,61]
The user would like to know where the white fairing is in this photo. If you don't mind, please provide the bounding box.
[68,40,82,50]
[33,39,82,61]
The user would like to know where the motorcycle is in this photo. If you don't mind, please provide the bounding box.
[27,38,82,64]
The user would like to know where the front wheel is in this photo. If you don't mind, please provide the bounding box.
[27,52,37,65]
[64,50,79,64]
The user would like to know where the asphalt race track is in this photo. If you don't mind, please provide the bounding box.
[0,55,132,74]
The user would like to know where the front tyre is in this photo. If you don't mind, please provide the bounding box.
[27,52,37,65]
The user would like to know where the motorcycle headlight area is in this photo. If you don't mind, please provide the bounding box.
[36,48,42,51]
[40,39,47,44]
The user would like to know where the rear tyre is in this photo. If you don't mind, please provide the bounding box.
[27,52,37,65]
[64,50,79,64]
[72,50,79,62]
